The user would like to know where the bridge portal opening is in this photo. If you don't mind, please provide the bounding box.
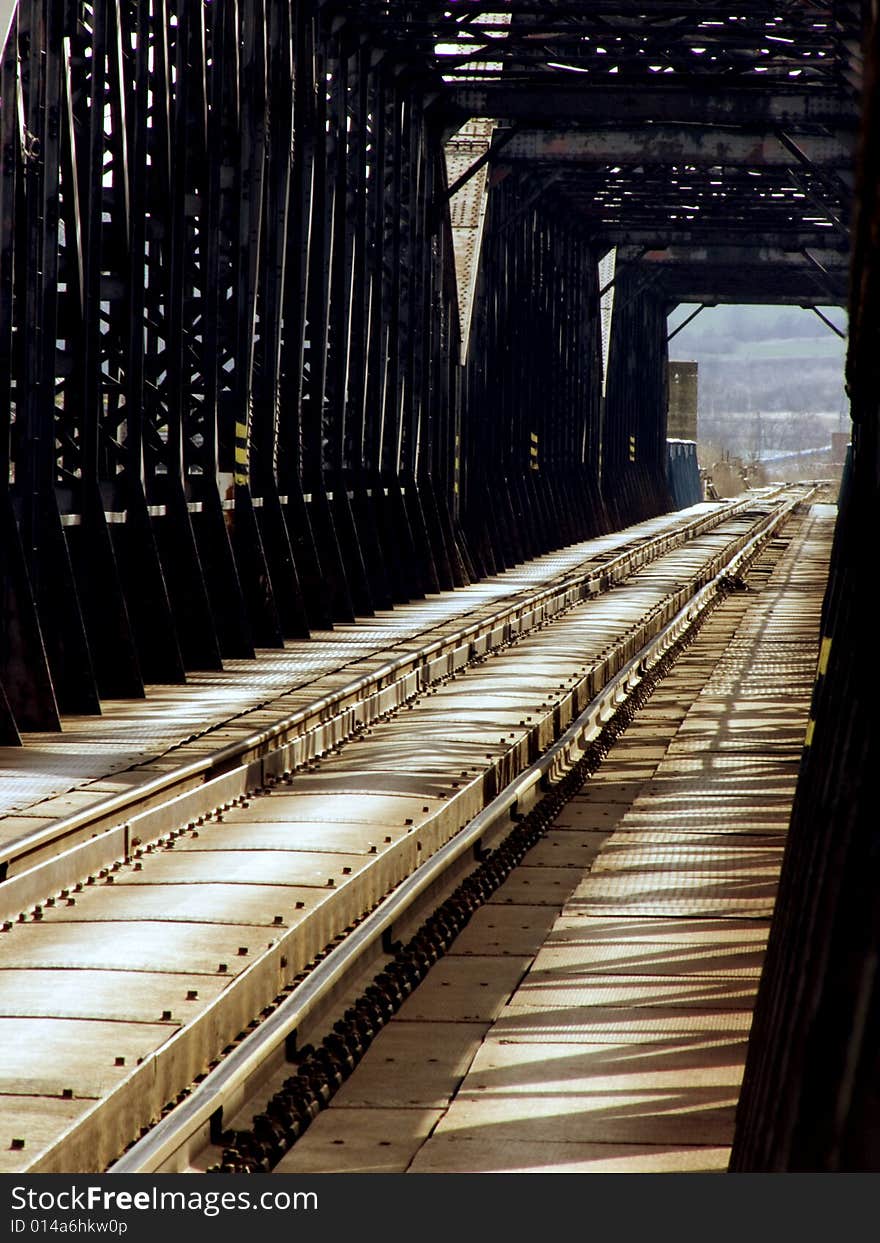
[667,302,848,495]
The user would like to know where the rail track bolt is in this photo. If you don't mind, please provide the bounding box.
[11,1138,25,1151]
[133,861,142,872]
[106,876,115,885]
[191,830,199,839]
[295,901,305,910]
[62,1089,73,1100]
[368,844,377,854]
[218,964,228,974]
[326,878,335,887]
[384,835,392,843]
[187,990,198,1001]
[238,947,249,956]
[0,922,10,932]
[86,876,95,885]
[66,898,76,907]
[404,817,413,825]
[342,866,352,875]
[17,913,24,923]
[115,1057,125,1067]
[162,1010,172,1021]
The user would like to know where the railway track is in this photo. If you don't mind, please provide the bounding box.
[1,496,761,831]
[181,494,832,1176]
[0,487,812,1173]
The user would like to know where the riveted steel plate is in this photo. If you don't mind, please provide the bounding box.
[522,831,608,869]
[489,866,583,907]
[666,734,806,756]
[0,815,56,845]
[573,781,652,804]
[491,1005,755,1045]
[0,1017,174,1096]
[528,936,767,980]
[427,1078,737,1145]
[37,883,333,927]
[396,956,532,1023]
[588,841,786,873]
[298,745,481,776]
[446,905,560,958]
[183,822,408,854]
[0,1097,90,1174]
[220,793,436,827]
[568,871,779,918]
[331,1021,489,1110]
[460,1034,747,1095]
[615,804,793,834]
[504,976,759,1011]
[262,773,460,801]
[111,848,370,889]
[0,969,230,1022]
[648,756,801,778]
[552,802,632,830]
[274,1107,445,1175]
[408,1135,730,1174]
[549,915,772,945]
[3,924,266,973]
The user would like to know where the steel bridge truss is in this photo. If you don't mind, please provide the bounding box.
[0,0,862,744]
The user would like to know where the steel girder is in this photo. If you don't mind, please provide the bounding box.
[0,0,470,739]
[350,2,860,293]
[459,173,614,575]
[444,84,857,129]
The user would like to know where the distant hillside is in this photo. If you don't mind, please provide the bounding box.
[669,304,847,415]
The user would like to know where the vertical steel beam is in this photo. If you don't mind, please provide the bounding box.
[16,0,100,715]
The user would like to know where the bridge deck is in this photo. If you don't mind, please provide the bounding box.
[274,504,833,1174]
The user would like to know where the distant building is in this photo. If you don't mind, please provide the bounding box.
[668,361,698,441]
[830,432,850,465]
